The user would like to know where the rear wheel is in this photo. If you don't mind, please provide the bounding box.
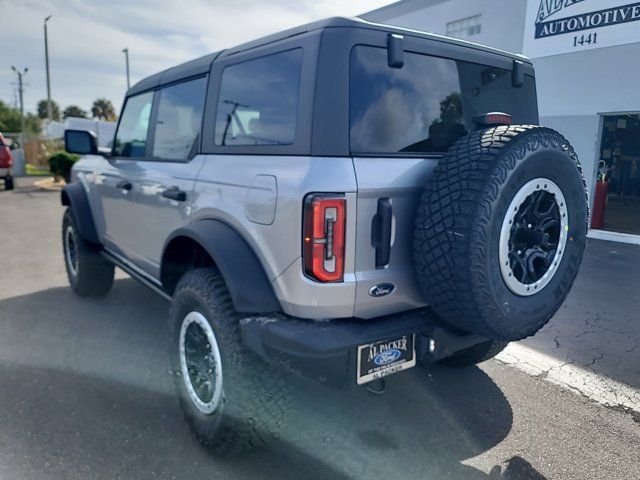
[414,126,588,341]
[169,268,289,454]
[62,209,114,296]
[4,175,13,190]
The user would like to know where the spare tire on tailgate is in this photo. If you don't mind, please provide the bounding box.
[414,125,588,341]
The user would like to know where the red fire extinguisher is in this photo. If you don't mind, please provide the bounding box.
[591,160,608,229]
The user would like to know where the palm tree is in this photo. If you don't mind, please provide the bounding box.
[91,98,117,121]
[37,99,60,121]
[63,105,88,119]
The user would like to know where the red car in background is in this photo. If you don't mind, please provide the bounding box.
[0,133,14,190]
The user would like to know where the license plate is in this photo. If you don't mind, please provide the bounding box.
[356,334,416,385]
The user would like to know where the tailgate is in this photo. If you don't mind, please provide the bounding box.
[352,156,438,318]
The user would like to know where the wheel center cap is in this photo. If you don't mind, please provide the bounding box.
[499,178,569,296]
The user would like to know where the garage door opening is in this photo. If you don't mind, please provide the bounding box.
[594,114,640,236]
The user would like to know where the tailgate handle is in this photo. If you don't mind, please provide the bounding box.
[371,198,392,268]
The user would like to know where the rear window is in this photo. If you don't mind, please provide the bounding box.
[214,49,302,146]
[349,46,538,155]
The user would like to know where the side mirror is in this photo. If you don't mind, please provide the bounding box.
[64,129,98,155]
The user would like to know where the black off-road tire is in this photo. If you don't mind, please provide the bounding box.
[169,268,289,454]
[414,126,588,341]
[62,209,114,296]
[4,175,14,190]
[442,341,509,367]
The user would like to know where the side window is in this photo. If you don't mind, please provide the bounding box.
[350,46,464,154]
[112,91,154,158]
[214,49,302,146]
[152,76,208,160]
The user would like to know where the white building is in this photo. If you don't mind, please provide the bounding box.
[45,117,116,149]
[363,0,640,242]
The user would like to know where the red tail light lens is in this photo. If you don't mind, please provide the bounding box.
[473,112,512,127]
[303,194,346,282]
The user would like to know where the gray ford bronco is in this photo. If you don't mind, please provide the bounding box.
[61,17,588,452]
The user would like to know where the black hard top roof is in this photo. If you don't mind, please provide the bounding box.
[127,51,222,96]
[127,16,529,97]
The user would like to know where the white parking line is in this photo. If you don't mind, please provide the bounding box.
[495,343,640,413]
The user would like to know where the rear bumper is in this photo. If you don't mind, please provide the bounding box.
[0,167,11,177]
[240,308,488,388]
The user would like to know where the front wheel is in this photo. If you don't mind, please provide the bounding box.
[169,268,289,454]
[62,209,114,296]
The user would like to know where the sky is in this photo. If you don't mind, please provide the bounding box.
[0,0,391,116]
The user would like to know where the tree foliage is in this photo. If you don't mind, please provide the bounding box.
[0,100,21,132]
[91,98,117,121]
[63,105,88,119]
[37,99,61,121]
[0,101,41,136]
[25,113,42,136]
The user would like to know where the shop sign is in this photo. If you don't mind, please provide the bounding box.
[524,0,640,57]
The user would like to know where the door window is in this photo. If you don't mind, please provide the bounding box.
[112,91,153,158]
[214,49,302,146]
[153,76,208,160]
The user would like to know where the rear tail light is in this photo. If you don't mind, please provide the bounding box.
[303,194,346,282]
[0,148,12,168]
[473,112,512,128]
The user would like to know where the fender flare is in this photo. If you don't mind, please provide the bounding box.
[162,220,281,313]
[60,183,100,245]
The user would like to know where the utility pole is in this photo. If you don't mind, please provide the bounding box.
[44,15,53,121]
[122,48,130,90]
[11,66,28,146]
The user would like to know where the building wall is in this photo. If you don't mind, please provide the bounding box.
[534,42,640,117]
[362,0,528,53]
[534,41,640,199]
[539,114,601,203]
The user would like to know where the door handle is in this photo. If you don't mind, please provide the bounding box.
[116,180,132,191]
[162,187,186,202]
[371,198,392,268]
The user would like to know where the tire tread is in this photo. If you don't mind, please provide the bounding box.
[414,125,588,340]
[169,268,289,454]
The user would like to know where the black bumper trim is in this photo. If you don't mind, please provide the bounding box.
[240,308,487,388]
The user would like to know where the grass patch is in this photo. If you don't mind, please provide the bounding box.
[25,164,51,176]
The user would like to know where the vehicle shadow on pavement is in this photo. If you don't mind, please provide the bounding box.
[0,278,545,479]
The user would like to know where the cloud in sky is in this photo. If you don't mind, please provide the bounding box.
[1,0,390,115]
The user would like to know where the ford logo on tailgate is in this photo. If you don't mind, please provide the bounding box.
[374,349,402,366]
[368,283,396,297]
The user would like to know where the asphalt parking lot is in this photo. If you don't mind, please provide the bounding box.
[1,177,639,480]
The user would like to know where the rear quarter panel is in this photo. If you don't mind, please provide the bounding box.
[191,155,358,319]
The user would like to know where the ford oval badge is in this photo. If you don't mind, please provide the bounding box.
[374,348,402,365]
[368,283,396,298]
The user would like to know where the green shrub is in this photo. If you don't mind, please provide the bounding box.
[49,151,79,183]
